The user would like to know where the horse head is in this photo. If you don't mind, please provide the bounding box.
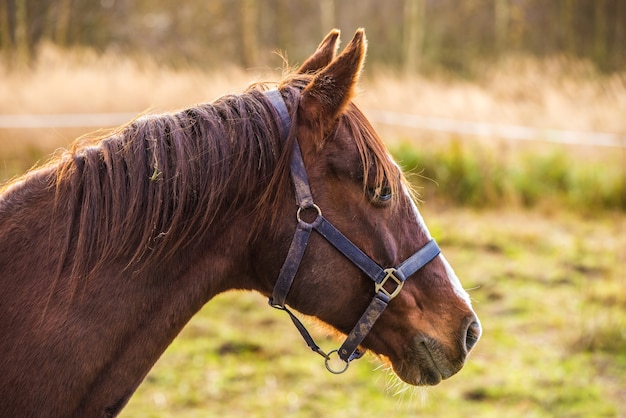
[256,29,481,386]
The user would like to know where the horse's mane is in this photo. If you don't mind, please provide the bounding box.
[1,75,402,285]
[50,84,299,281]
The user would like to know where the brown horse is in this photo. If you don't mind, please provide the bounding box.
[0,29,480,417]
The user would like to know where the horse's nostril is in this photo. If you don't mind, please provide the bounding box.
[465,320,481,352]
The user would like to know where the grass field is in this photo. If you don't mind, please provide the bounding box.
[1,46,625,417]
[115,206,625,418]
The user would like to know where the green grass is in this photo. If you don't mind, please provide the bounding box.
[121,208,626,417]
[391,139,626,212]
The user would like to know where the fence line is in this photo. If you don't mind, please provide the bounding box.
[1,111,624,148]
[367,110,626,148]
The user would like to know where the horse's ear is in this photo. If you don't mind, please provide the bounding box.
[299,29,367,141]
[298,29,341,74]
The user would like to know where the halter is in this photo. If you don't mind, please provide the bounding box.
[264,90,441,374]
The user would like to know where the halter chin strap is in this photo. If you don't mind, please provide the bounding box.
[264,90,441,373]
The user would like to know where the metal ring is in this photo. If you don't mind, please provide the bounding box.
[296,204,322,225]
[324,349,350,374]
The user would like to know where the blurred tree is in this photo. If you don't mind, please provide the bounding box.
[561,0,576,56]
[241,0,259,67]
[320,0,335,35]
[614,0,624,69]
[14,0,29,68]
[593,0,607,69]
[274,0,294,56]
[53,0,71,46]
[0,0,624,74]
[403,0,425,74]
[0,0,10,59]
[494,0,509,54]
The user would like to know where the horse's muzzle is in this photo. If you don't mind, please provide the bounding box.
[397,315,482,386]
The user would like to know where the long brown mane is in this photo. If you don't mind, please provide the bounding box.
[1,78,400,288]
[45,86,296,283]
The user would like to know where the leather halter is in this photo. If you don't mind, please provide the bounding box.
[264,90,441,373]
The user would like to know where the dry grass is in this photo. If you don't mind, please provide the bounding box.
[361,56,626,136]
[0,44,277,176]
[0,43,262,115]
[2,43,625,145]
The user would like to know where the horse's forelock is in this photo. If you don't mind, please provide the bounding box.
[340,103,403,208]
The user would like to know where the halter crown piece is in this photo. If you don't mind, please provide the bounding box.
[264,90,441,374]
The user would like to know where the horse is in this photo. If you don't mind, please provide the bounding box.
[0,29,481,417]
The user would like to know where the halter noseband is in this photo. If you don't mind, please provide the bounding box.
[264,90,441,374]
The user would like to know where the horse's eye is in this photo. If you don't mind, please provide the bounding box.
[367,185,393,203]
[378,186,393,201]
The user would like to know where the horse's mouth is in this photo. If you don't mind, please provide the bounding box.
[393,338,464,386]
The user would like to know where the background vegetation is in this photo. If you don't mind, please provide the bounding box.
[1,1,625,417]
[2,0,626,74]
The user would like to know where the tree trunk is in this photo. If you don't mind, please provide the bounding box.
[403,0,425,75]
[14,0,30,69]
[240,0,258,67]
[494,0,509,55]
[593,0,607,68]
[561,0,576,56]
[615,0,625,69]
[320,0,335,33]
[0,0,12,64]
[54,0,72,47]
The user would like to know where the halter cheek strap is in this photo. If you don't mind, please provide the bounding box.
[264,90,441,373]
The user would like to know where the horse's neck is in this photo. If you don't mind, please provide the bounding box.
[69,216,261,414]
[70,262,227,415]
[0,166,259,416]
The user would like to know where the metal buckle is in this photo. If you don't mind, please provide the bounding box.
[375,268,404,300]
